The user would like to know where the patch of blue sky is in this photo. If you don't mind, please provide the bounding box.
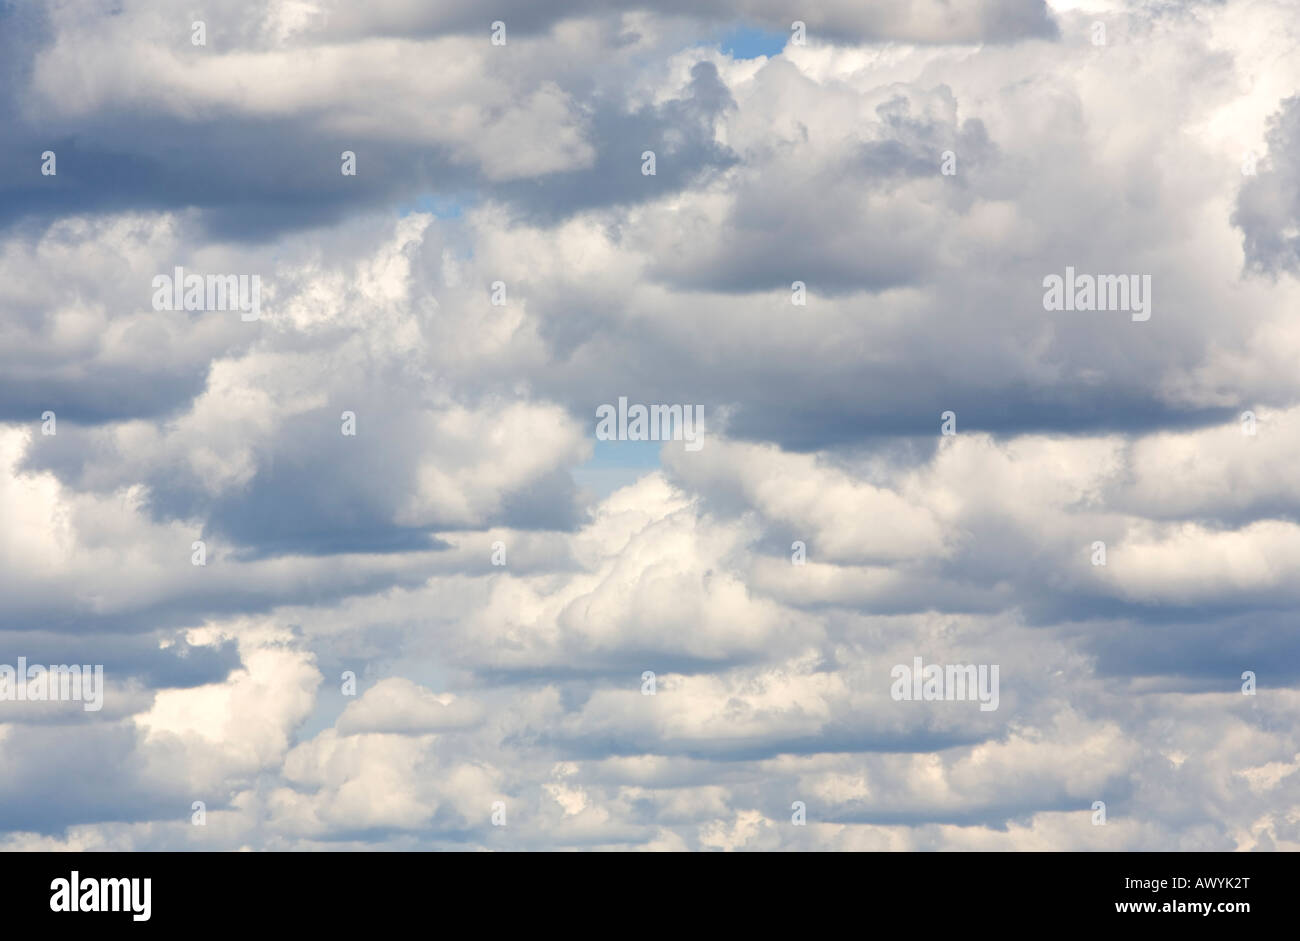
[572,436,664,499]
[717,24,788,60]
[398,193,473,219]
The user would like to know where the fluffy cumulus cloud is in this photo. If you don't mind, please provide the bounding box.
[0,0,1298,851]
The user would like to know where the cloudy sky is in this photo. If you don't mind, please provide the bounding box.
[1,0,1298,851]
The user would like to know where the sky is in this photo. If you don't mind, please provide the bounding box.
[0,0,1298,851]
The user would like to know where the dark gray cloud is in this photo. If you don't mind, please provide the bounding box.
[306,0,1058,44]
[1234,95,1300,276]
[496,61,739,222]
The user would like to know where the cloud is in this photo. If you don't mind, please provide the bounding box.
[336,678,483,734]
[1235,95,1300,275]
[1,0,1298,852]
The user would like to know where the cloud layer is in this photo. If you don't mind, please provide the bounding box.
[1,0,1298,851]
